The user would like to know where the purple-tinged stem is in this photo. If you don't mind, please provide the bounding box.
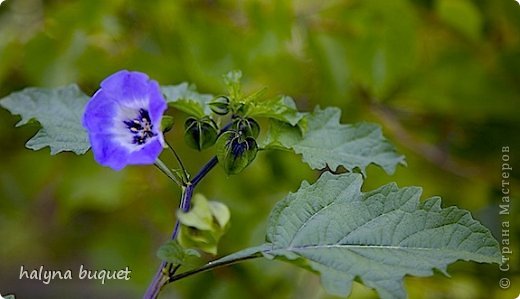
[144,156,219,299]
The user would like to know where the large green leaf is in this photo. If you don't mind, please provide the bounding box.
[263,172,501,298]
[0,84,90,155]
[263,106,405,175]
[184,173,500,298]
[161,83,213,118]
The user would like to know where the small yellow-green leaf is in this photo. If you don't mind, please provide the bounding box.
[208,200,230,229]
[177,194,213,231]
[177,194,231,255]
[179,227,219,255]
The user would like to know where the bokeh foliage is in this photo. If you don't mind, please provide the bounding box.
[0,0,518,298]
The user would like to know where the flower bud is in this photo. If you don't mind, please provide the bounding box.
[184,116,218,151]
[233,102,249,115]
[216,131,258,175]
[232,117,260,138]
[209,96,230,115]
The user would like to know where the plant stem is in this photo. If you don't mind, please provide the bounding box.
[166,140,189,183]
[191,156,219,187]
[154,159,182,187]
[169,252,263,282]
[144,156,219,299]
[219,122,233,135]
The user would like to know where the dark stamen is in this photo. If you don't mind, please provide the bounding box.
[123,108,157,145]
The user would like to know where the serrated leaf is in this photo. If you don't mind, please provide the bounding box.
[161,83,213,118]
[263,106,405,175]
[157,240,201,266]
[263,172,501,298]
[248,95,306,126]
[0,84,91,155]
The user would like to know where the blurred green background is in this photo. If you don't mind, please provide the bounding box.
[0,0,519,298]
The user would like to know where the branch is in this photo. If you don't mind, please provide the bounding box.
[145,122,231,299]
[356,85,480,178]
[154,158,183,187]
[169,252,263,282]
[144,155,219,299]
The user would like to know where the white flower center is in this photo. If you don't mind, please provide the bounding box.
[110,100,159,151]
[124,108,157,145]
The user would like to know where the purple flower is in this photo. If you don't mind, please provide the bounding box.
[83,70,167,170]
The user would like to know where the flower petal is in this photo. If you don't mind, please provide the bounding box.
[147,79,167,127]
[127,138,164,165]
[84,70,167,170]
[89,132,131,171]
[82,90,117,134]
[100,70,152,107]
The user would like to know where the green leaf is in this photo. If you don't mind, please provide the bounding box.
[177,194,231,255]
[248,96,306,126]
[262,106,405,175]
[263,172,501,298]
[157,240,201,266]
[3,295,16,299]
[0,84,90,155]
[161,83,213,118]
